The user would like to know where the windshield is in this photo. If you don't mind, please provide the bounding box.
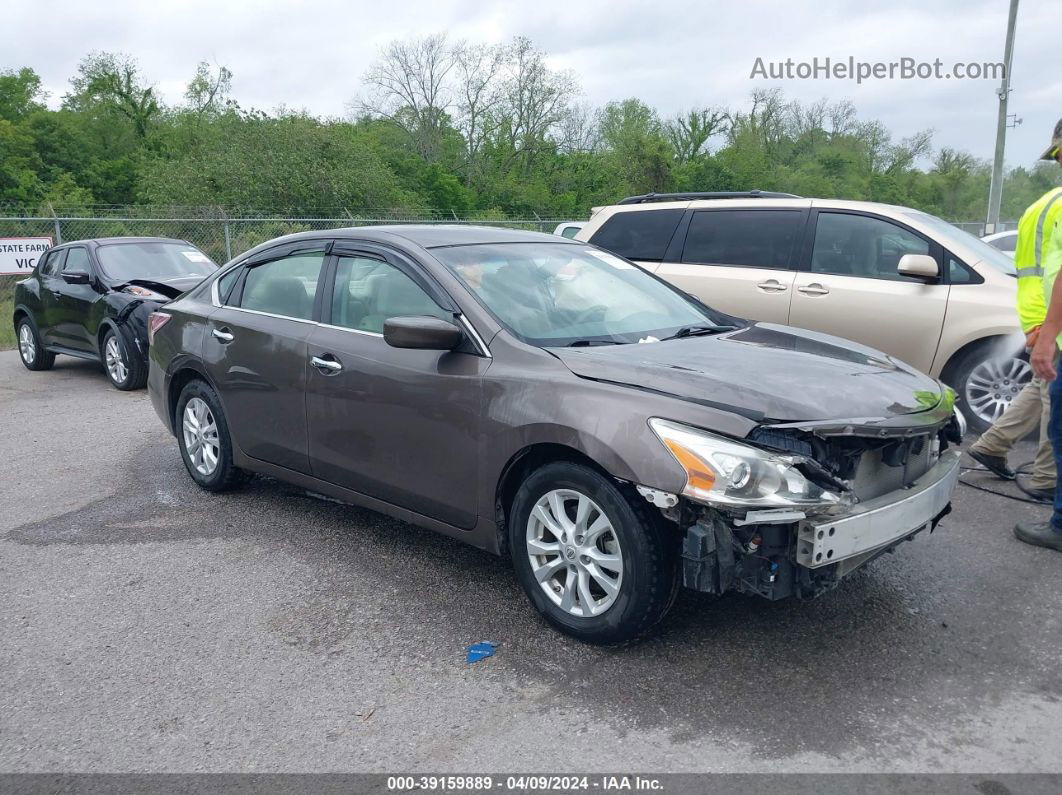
[432,242,727,346]
[96,242,217,284]
[905,212,1017,277]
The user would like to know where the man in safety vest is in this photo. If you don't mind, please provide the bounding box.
[967,180,1062,500]
[1020,118,1062,551]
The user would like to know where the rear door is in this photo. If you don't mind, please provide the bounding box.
[304,242,487,529]
[654,208,806,324]
[787,210,948,373]
[203,241,331,474]
[37,249,67,346]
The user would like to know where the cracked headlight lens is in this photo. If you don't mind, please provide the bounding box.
[649,418,841,509]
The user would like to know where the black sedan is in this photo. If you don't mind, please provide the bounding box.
[12,237,217,390]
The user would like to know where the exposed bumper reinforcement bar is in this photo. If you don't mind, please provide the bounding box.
[796,450,961,569]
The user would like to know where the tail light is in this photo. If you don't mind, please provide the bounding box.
[147,312,172,345]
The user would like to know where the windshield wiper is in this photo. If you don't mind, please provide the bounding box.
[566,339,625,347]
[665,324,739,340]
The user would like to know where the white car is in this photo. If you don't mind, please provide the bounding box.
[981,229,1018,258]
[578,191,1025,433]
[552,222,585,239]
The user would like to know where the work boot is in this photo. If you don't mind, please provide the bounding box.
[968,449,1016,480]
[1016,476,1055,504]
[1014,521,1062,552]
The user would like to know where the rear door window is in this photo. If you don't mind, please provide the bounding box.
[39,249,66,276]
[681,209,802,269]
[237,253,325,320]
[588,209,684,261]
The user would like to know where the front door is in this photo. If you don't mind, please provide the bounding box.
[305,245,487,529]
[203,243,329,474]
[787,211,948,374]
[652,208,805,324]
[53,246,100,353]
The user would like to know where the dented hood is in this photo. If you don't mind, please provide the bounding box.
[549,323,944,423]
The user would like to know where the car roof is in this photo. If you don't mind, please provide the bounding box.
[237,224,575,259]
[54,236,194,248]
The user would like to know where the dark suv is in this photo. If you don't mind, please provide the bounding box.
[147,225,963,644]
[13,237,216,389]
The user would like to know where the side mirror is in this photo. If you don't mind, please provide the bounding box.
[383,316,463,351]
[61,270,91,285]
[897,254,939,281]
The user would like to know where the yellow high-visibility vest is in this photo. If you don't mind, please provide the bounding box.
[1016,187,1062,332]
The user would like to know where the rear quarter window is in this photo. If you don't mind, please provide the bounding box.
[588,209,684,262]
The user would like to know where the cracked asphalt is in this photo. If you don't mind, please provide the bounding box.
[1,350,1061,773]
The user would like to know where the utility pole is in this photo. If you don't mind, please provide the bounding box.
[986,0,1020,233]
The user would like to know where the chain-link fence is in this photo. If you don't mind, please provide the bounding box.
[0,206,576,265]
[0,206,1018,265]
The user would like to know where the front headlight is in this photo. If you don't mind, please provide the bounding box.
[649,418,841,509]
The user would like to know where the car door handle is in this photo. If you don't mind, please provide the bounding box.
[211,328,234,343]
[52,290,62,298]
[796,283,830,296]
[756,280,788,292]
[310,355,343,373]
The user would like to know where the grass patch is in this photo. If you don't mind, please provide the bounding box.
[0,276,17,351]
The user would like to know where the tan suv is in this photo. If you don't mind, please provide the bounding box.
[577,192,1023,432]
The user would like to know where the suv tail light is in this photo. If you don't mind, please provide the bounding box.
[147,312,172,345]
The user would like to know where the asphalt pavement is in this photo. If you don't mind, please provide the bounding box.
[1,350,1061,773]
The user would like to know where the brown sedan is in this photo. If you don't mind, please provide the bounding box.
[147,226,963,643]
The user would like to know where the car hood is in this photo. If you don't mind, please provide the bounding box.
[549,323,944,423]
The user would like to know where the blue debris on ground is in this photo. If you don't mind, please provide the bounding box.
[466,642,496,664]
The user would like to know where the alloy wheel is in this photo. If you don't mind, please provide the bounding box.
[965,355,1032,426]
[182,397,220,477]
[18,324,35,365]
[526,489,624,618]
[105,336,128,385]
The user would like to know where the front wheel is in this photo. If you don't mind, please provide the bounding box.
[509,462,679,645]
[102,327,148,390]
[945,343,1031,435]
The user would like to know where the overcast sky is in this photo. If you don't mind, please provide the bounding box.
[6,0,1058,168]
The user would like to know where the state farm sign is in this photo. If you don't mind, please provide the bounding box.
[0,237,53,275]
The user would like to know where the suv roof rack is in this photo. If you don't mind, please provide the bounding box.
[616,190,802,205]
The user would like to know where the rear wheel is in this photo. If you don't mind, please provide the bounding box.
[509,462,679,645]
[16,317,55,372]
[175,380,246,492]
[102,328,147,390]
[945,342,1031,435]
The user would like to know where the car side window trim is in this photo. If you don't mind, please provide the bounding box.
[795,209,944,278]
[676,207,810,271]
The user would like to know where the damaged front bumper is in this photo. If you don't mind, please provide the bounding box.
[795,449,960,569]
[666,448,960,601]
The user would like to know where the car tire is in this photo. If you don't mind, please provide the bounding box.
[943,341,1031,436]
[175,379,246,492]
[509,461,680,645]
[16,317,55,372]
[102,327,148,391]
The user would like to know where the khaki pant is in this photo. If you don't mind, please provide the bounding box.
[969,376,1056,490]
